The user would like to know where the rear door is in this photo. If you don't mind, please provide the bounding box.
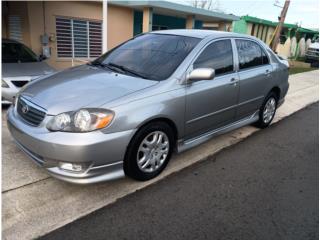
[234,39,272,120]
[185,39,239,139]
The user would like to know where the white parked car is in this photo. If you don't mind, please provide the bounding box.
[2,39,55,104]
[305,38,319,67]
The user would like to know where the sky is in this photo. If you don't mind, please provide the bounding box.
[177,0,319,29]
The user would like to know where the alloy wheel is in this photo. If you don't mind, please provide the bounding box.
[263,97,276,124]
[137,131,169,173]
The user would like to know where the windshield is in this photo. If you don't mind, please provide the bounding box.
[2,42,39,63]
[93,33,200,80]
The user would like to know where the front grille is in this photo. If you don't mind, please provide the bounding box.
[307,50,319,57]
[12,80,29,88]
[17,97,46,126]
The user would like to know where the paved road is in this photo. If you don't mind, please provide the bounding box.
[40,103,319,240]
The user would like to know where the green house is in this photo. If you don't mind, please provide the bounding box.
[233,15,318,45]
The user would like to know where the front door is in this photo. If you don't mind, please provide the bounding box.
[185,39,239,140]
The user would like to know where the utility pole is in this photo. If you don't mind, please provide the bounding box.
[271,0,290,51]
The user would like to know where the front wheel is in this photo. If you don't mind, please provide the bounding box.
[254,92,278,128]
[124,122,174,181]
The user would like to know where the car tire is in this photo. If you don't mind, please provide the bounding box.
[254,92,278,129]
[124,121,174,181]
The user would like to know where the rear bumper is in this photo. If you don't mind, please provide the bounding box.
[7,106,136,184]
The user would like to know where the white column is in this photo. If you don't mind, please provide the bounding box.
[102,0,108,53]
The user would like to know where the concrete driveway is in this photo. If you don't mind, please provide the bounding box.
[2,70,319,240]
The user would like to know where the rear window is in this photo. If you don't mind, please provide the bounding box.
[236,40,269,70]
[2,42,38,63]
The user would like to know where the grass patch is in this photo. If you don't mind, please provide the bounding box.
[289,67,318,75]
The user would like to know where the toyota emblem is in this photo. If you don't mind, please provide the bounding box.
[21,104,29,114]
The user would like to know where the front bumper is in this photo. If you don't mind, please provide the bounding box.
[305,54,319,62]
[7,106,136,184]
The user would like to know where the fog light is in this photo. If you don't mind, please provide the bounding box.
[59,162,83,172]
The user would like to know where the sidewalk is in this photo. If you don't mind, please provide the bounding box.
[2,70,319,240]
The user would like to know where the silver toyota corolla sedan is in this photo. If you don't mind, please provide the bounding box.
[7,30,289,184]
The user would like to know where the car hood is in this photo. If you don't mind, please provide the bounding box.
[2,61,55,78]
[20,65,158,115]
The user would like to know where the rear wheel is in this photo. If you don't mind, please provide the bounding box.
[254,92,278,128]
[124,122,174,181]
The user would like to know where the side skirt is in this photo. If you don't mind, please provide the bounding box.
[177,110,259,153]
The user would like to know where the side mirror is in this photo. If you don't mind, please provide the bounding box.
[39,54,47,61]
[187,68,215,82]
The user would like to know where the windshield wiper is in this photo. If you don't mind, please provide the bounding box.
[87,61,120,72]
[107,62,149,79]
[88,61,102,67]
[88,62,149,79]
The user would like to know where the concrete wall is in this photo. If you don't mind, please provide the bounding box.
[232,19,276,45]
[108,5,133,50]
[3,1,134,70]
[232,19,247,34]
[27,1,45,56]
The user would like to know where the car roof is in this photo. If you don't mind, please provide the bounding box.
[151,29,257,40]
[2,38,22,44]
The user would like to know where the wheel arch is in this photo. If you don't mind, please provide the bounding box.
[124,116,179,153]
[137,117,178,144]
[269,86,281,100]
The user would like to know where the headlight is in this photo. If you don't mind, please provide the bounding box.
[48,113,71,131]
[2,79,9,88]
[47,108,114,132]
[74,109,91,131]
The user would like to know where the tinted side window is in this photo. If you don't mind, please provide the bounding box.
[236,40,269,70]
[262,49,269,64]
[193,40,234,76]
[2,43,38,63]
[2,43,20,63]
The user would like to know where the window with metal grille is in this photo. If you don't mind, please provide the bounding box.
[8,15,22,42]
[56,17,102,58]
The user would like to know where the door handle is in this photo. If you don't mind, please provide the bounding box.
[265,70,271,76]
[229,78,238,86]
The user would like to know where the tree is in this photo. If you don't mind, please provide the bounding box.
[191,0,221,11]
